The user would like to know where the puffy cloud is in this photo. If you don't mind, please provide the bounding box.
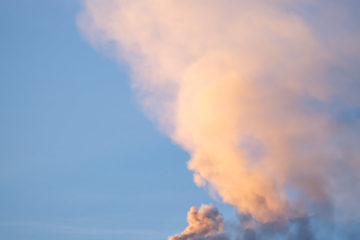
[78,0,360,232]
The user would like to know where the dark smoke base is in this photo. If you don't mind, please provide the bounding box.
[234,214,360,240]
[170,205,360,240]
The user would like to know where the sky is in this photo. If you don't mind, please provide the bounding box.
[0,1,232,239]
[1,1,360,240]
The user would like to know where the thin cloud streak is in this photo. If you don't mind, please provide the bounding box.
[0,221,163,238]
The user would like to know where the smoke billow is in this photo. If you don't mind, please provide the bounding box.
[169,205,229,240]
[78,0,360,238]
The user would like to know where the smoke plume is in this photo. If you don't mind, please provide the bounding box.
[169,205,229,240]
[78,0,360,238]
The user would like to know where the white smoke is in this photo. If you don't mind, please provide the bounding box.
[77,0,360,238]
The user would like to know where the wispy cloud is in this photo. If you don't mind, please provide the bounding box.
[0,221,163,238]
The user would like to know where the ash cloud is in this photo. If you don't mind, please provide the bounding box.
[171,205,359,240]
[77,0,360,238]
[169,205,230,240]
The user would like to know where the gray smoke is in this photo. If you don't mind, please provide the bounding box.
[169,205,230,240]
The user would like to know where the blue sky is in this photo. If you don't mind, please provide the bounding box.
[2,1,360,240]
[0,1,235,239]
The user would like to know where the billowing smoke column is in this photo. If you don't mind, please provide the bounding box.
[168,205,229,240]
[78,0,360,238]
